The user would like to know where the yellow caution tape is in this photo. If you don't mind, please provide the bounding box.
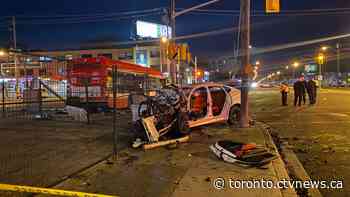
[0,183,118,197]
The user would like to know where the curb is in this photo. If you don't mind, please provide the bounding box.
[259,123,298,197]
[260,122,323,197]
[280,143,323,197]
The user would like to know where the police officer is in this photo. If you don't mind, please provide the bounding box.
[280,82,289,106]
[307,78,317,104]
[293,77,304,107]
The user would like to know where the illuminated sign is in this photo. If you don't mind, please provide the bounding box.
[305,64,317,73]
[39,56,53,62]
[136,49,148,67]
[136,21,172,39]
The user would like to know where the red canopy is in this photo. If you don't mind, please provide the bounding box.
[71,57,163,79]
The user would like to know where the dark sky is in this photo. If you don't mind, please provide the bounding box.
[0,0,349,66]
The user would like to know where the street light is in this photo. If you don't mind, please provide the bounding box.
[0,50,5,56]
[321,46,328,51]
[159,36,169,73]
[293,62,299,68]
[161,36,168,43]
[285,65,289,69]
[292,62,300,79]
[277,71,281,75]
[255,60,260,65]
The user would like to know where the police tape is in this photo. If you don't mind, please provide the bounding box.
[0,183,118,197]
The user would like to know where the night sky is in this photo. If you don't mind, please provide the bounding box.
[0,0,349,67]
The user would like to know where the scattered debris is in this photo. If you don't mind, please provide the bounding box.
[166,143,178,150]
[34,112,52,120]
[210,140,278,167]
[143,135,190,150]
[132,138,145,149]
[65,105,88,122]
[81,182,91,186]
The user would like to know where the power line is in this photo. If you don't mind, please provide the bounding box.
[178,7,350,13]
[185,11,350,17]
[1,8,165,20]
[16,12,163,25]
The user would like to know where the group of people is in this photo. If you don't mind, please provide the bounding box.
[280,75,318,106]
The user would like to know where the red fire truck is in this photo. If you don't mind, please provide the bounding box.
[67,57,163,110]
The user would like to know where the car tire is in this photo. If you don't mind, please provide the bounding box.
[228,105,240,125]
[177,112,191,135]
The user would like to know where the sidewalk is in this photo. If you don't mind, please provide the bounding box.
[48,123,298,197]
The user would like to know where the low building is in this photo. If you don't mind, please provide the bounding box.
[31,45,165,73]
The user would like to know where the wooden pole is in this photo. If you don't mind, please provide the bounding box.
[239,0,251,128]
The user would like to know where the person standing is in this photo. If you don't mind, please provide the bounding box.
[307,79,317,104]
[293,77,305,107]
[280,82,289,106]
[300,76,307,105]
[293,79,301,107]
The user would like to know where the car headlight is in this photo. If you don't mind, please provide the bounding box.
[251,82,258,88]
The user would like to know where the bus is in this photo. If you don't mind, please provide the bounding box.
[67,57,163,110]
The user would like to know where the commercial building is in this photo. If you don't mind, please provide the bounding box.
[31,45,165,73]
[31,43,205,84]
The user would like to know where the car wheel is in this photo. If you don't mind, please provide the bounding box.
[228,105,240,125]
[177,112,191,135]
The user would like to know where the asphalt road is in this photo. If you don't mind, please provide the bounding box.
[250,88,350,197]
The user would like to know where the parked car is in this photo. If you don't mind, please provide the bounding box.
[225,79,242,88]
[329,80,346,87]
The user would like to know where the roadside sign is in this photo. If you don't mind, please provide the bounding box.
[266,0,280,13]
[304,64,317,73]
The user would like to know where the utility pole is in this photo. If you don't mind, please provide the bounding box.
[194,56,198,84]
[12,16,20,96]
[336,43,340,77]
[12,16,17,50]
[169,0,221,85]
[170,0,177,84]
[239,0,251,128]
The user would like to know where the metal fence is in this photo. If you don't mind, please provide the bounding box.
[0,77,65,120]
[0,60,165,196]
[0,73,122,196]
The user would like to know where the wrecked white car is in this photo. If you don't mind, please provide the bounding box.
[183,83,241,128]
[134,82,241,134]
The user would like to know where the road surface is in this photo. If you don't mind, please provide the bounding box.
[251,88,350,197]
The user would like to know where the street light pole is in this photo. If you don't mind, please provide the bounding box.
[169,0,221,84]
[194,56,198,84]
[12,16,17,79]
[239,0,251,128]
[336,43,340,76]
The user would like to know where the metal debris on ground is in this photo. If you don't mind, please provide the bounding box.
[210,140,278,167]
[130,85,190,149]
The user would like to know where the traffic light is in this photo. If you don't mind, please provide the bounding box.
[266,0,280,13]
[167,42,178,60]
[180,44,188,61]
[317,53,325,65]
[187,51,192,64]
